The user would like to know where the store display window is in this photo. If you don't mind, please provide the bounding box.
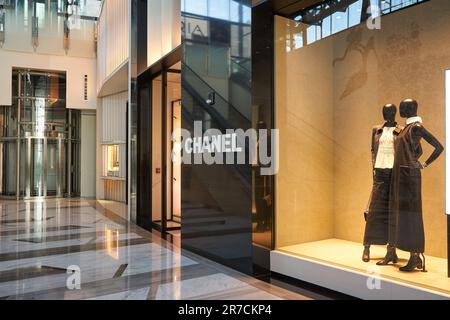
[274,0,449,295]
[106,144,120,177]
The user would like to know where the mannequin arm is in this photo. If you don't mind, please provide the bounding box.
[413,126,444,167]
[371,127,377,166]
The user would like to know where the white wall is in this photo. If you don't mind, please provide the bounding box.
[147,0,181,66]
[101,91,128,144]
[81,112,97,198]
[0,49,97,109]
[97,0,130,91]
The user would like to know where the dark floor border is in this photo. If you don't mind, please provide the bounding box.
[266,272,358,300]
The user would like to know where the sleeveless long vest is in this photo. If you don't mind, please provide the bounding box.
[389,122,425,253]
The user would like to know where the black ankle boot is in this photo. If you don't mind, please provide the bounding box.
[377,245,398,266]
[399,253,427,272]
[362,246,370,263]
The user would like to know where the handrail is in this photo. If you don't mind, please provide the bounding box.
[231,56,251,76]
[230,59,251,91]
[182,62,251,127]
[182,80,233,131]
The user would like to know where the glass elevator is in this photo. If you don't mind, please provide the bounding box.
[0,68,80,199]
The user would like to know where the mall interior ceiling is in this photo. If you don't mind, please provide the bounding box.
[260,0,365,18]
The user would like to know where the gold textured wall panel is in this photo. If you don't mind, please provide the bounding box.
[275,17,335,247]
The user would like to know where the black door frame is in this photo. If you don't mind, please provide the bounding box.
[137,46,182,234]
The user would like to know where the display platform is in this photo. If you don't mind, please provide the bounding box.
[271,239,450,300]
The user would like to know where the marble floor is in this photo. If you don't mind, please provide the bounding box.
[0,199,311,300]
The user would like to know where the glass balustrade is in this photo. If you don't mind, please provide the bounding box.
[1,0,98,57]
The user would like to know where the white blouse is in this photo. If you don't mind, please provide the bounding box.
[374,127,395,169]
[406,116,423,125]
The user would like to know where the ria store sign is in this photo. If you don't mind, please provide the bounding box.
[172,121,279,176]
[182,16,208,41]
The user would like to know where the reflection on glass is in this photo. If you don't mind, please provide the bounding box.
[35,98,46,138]
[32,139,44,197]
[349,1,363,28]
[184,0,208,16]
[0,0,98,57]
[182,0,251,23]
[57,0,102,19]
[446,70,450,215]
[32,200,46,237]
[291,0,426,48]
[331,9,348,34]
[0,140,16,196]
[181,0,253,273]
[105,226,120,260]
[209,0,230,20]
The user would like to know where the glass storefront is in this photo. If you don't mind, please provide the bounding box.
[274,0,449,295]
[136,0,253,274]
[181,0,253,274]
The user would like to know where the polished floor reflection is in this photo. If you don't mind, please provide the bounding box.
[0,199,308,300]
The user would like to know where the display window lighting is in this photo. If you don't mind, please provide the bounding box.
[446,70,450,215]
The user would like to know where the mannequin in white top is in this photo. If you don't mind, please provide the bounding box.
[363,104,402,262]
[374,126,395,169]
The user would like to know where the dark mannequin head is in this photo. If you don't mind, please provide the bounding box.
[383,104,397,123]
[400,99,418,118]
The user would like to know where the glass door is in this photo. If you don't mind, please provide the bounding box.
[137,47,182,233]
[46,135,67,197]
[162,67,181,232]
[29,137,45,198]
[150,62,182,233]
[171,100,182,225]
[151,74,163,230]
